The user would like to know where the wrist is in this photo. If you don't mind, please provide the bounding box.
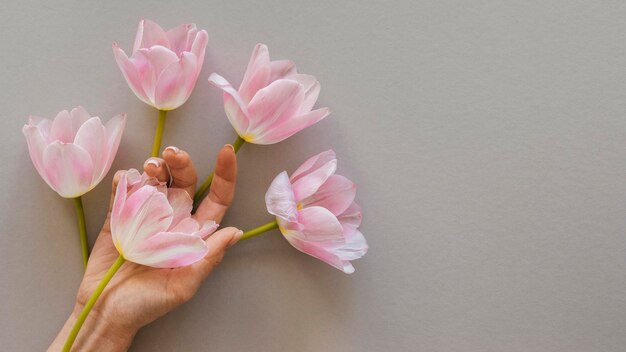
[49,303,138,352]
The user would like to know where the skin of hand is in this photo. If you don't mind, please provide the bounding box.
[49,145,240,351]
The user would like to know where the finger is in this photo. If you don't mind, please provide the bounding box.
[162,146,197,197]
[143,157,169,183]
[192,227,242,278]
[195,145,237,224]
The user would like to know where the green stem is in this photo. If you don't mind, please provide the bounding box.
[232,135,245,153]
[72,197,89,270]
[62,256,125,352]
[240,220,279,241]
[151,110,167,157]
[192,135,246,206]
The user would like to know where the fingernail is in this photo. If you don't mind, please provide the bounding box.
[145,158,160,167]
[165,146,181,154]
[224,144,234,151]
[228,230,244,247]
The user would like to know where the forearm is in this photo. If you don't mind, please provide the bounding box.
[49,304,137,352]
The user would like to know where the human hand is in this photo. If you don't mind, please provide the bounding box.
[49,145,239,351]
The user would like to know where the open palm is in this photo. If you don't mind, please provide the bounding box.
[77,145,239,333]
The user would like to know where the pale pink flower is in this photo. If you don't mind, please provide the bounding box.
[111,169,218,268]
[113,19,208,111]
[265,150,367,273]
[22,107,126,198]
[209,43,330,144]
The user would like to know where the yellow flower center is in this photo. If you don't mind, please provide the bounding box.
[241,133,255,142]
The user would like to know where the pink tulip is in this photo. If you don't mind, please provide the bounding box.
[208,43,330,145]
[22,107,126,198]
[265,150,367,273]
[113,19,208,111]
[111,169,218,268]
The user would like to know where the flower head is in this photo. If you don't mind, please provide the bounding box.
[113,19,208,110]
[209,43,330,145]
[111,169,218,268]
[22,107,126,198]
[265,150,367,273]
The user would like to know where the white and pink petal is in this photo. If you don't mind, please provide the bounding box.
[209,73,250,134]
[285,236,355,274]
[239,43,271,102]
[254,107,330,145]
[265,171,298,222]
[167,188,193,228]
[166,23,196,55]
[42,142,94,197]
[245,79,304,141]
[289,74,320,113]
[130,232,208,268]
[133,19,169,52]
[154,52,197,110]
[74,117,107,182]
[114,186,173,248]
[300,175,356,216]
[290,149,337,201]
[22,125,48,180]
[113,44,152,106]
[270,60,296,81]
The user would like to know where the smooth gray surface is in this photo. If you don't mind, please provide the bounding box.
[1,1,626,351]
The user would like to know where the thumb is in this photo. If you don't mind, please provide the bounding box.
[194,227,243,278]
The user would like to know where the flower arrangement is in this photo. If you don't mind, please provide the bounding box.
[22,19,368,351]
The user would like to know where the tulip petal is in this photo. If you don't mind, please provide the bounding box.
[254,107,330,144]
[296,206,344,243]
[129,232,208,268]
[167,188,193,228]
[270,60,296,81]
[300,175,356,216]
[124,168,145,194]
[239,43,271,102]
[291,149,336,182]
[115,186,173,250]
[42,142,94,197]
[133,19,169,52]
[337,202,362,233]
[170,217,200,233]
[111,172,129,249]
[113,44,152,106]
[246,79,304,141]
[335,229,368,261]
[50,110,75,143]
[70,106,92,129]
[194,221,219,239]
[74,117,107,183]
[265,171,298,222]
[209,73,250,134]
[100,114,126,182]
[166,23,196,54]
[28,116,52,141]
[190,30,208,66]
[290,150,337,201]
[22,124,50,184]
[154,52,198,110]
[28,115,46,126]
[129,46,178,104]
[142,46,179,76]
[286,236,355,274]
[289,74,320,113]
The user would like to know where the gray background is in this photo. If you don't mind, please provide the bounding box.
[1,1,625,351]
